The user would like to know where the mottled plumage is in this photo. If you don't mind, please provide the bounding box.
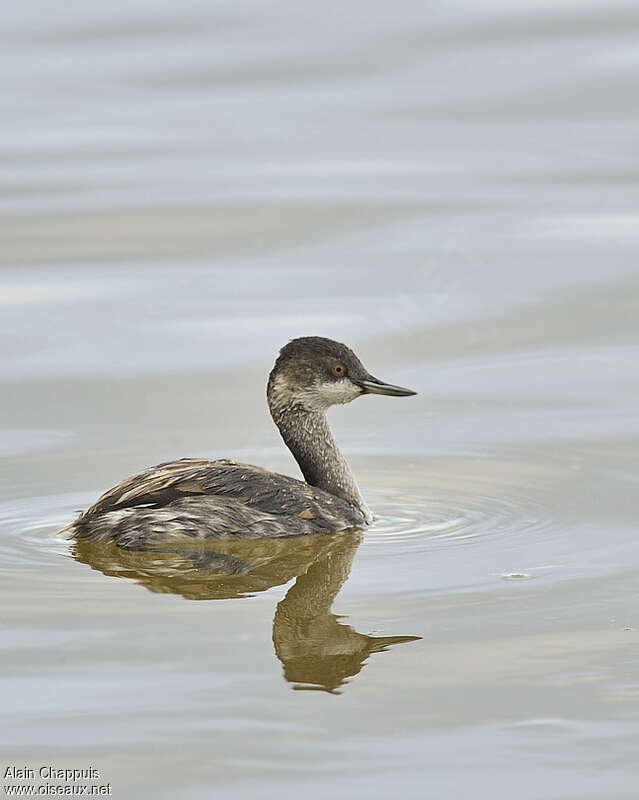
[70,458,366,548]
[63,336,416,548]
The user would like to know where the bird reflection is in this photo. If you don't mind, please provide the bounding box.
[71,531,419,693]
[271,532,420,693]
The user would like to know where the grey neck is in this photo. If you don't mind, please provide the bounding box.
[269,401,371,523]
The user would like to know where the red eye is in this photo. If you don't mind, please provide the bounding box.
[331,364,346,377]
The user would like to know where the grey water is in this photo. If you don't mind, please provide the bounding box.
[2,1,639,797]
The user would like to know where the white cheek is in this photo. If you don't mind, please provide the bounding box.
[317,380,361,406]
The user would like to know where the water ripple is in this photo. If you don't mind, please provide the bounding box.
[1,477,553,567]
[366,484,552,556]
[0,494,84,569]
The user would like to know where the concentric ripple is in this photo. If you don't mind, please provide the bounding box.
[0,493,88,569]
[364,481,553,557]
[1,463,557,572]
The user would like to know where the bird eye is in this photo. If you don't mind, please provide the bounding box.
[331,364,347,377]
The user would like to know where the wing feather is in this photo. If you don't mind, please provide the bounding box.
[73,458,364,536]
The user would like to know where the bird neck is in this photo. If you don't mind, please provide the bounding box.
[269,398,371,522]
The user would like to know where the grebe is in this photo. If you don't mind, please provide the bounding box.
[64,337,416,548]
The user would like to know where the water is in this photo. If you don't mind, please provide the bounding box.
[2,1,639,797]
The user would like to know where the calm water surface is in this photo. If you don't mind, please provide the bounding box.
[2,1,639,798]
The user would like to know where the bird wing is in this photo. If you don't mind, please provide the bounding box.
[76,458,363,531]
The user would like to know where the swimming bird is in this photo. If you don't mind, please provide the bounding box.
[64,337,416,548]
